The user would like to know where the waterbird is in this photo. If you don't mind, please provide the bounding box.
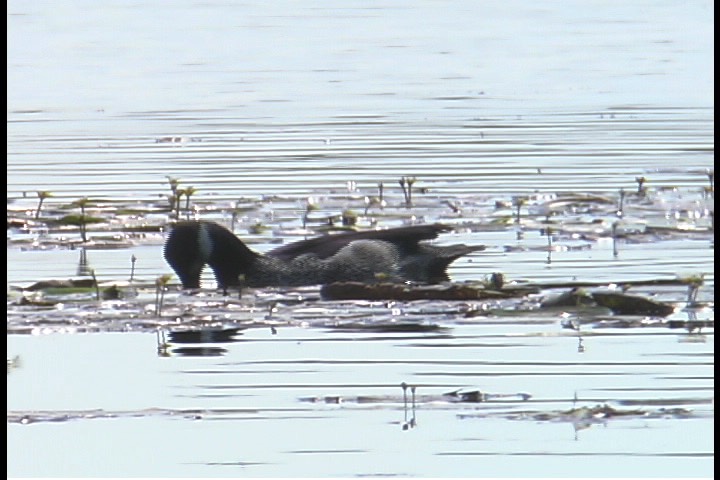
[163,221,484,290]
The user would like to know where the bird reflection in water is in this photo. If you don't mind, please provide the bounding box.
[156,327,245,357]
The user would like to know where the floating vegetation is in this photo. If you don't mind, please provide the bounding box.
[22,279,97,291]
[8,277,131,306]
[541,288,675,317]
[591,292,674,317]
[458,404,703,425]
[6,272,713,335]
[6,399,706,431]
[320,281,524,301]
[5,174,714,337]
[7,355,21,374]
[7,407,270,425]
[299,386,530,405]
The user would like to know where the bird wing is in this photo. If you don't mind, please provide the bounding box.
[267,224,455,260]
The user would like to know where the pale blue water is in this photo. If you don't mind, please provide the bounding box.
[7,329,714,478]
[6,0,714,478]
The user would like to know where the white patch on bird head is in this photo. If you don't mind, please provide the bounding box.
[198,223,214,260]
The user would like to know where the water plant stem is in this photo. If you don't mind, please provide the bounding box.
[130,255,137,282]
[90,269,100,301]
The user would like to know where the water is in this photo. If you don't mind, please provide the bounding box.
[7,329,714,478]
[6,0,714,478]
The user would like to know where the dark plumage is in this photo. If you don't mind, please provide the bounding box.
[163,221,484,290]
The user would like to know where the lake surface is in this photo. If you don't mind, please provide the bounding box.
[7,1,714,478]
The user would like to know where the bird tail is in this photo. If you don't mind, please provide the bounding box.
[425,245,485,283]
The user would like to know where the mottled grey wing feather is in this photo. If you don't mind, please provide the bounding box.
[267,224,454,260]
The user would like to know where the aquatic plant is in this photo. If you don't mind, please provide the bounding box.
[444,200,461,214]
[363,196,384,215]
[130,255,137,282]
[154,274,172,317]
[34,190,53,219]
[266,300,278,319]
[484,272,505,290]
[611,221,620,257]
[230,205,239,232]
[166,176,180,197]
[235,274,246,298]
[706,169,714,198]
[248,222,267,234]
[401,382,417,430]
[341,209,358,226]
[545,226,553,264]
[635,176,647,196]
[58,213,104,242]
[72,197,91,242]
[179,186,197,219]
[166,176,182,217]
[77,248,92,276]
[7,355,21,374]
[512,196,526,225]
[399,176,417,208]
[156,330,170,357]
[683,273,705,307]
[89,269,100,301]
[302,198,317,229]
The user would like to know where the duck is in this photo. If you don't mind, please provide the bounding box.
[163,221,484,290]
